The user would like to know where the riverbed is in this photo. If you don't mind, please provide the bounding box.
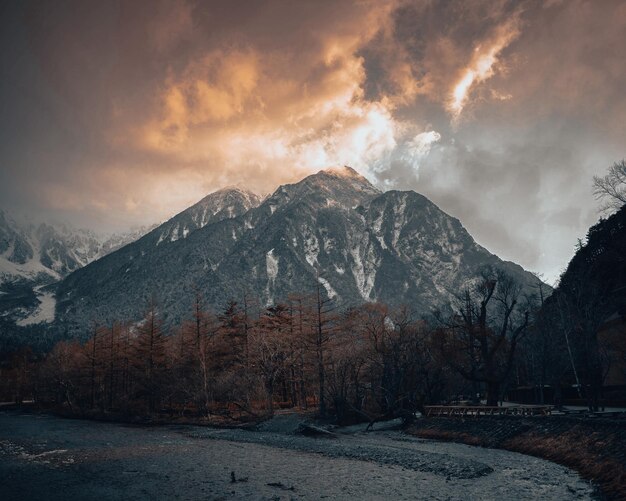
[0,411,595,500]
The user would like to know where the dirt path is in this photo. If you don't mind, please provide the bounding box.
[0,411,596,500]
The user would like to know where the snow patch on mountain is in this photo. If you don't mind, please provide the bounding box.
[318,276,337,299]
[350,243,378,300]
[0,252,61,282]
[266,249,279,282]
[265,248,279,304]
[304,232,320,267]
[17,285,56,326]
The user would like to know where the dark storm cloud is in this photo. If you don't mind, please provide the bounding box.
[0,0,625,281]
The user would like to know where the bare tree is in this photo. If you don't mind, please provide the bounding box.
[252,304,291,414]
[133,298,168,414]
[593,160,626,214]
[313,279,336,417]
[434,269,530,406]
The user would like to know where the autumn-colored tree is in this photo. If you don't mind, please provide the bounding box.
[311,281,336,416]
[132,299,168,414]
[39,340,87,414]
[287,293,312,409]
[325,307,368,422]
[251,303,292,414]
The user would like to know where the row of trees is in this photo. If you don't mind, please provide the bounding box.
[3,205,625,417]
[2,266,547,420]
[3,162,625,418]
[26,297,454,422]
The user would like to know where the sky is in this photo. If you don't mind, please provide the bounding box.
[1,0,625,284]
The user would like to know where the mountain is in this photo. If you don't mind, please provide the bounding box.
[54,167,541,336]
[0,211,154,284]
[140,186,261,248]
[0,211,154,325]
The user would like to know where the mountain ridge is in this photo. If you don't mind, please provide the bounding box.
[54,167,543,336]
[0,211,155,283]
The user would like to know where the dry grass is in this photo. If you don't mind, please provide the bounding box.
[504,428,626,500]
[410,419,626,500]
[415,428,483,446]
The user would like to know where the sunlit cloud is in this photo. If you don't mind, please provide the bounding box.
[407,130,441,157]
[448,19,521,121]
[4,0,626,282]
[129,25,404,194]
[141,49,260,152]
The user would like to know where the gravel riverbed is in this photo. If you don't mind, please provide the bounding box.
[0,411,596,500]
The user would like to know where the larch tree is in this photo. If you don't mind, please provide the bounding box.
[133,299,168,414]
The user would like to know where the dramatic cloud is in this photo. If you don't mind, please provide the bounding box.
[447,17,520,121]
[1,0,625,282]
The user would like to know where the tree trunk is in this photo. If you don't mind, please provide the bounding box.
[486,381,500,406]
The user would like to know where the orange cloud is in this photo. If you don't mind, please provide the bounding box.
[142,49,260,151]
[127,4,408,198]
[447,18,521,121]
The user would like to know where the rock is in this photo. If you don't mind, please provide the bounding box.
[297,424,337,438]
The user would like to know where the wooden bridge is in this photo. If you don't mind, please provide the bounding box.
[424,405,553,417]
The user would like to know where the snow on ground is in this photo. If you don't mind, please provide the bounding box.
[0,254,60,283]
[17,285,56,326]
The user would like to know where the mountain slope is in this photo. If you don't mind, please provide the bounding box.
[55,187,263,330]
[0,211,154,283]
[0,211,154,326]
[55,167,540,335]
[149,186,261,247]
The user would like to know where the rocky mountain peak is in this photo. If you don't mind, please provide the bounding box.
[149,186,262,247]
[54,167,543,335]
[322,165,365,179]
[261,166,381,215]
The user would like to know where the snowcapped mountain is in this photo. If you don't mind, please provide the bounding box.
[0,211,53,282]
[55,167,541,336]
[146,186,261,247]
[0,211,154,326]
[0,210,154,284]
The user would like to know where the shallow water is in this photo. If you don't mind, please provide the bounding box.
[0,411,595,500]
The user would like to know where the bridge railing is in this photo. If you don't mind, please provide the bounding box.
[424,405,553,417]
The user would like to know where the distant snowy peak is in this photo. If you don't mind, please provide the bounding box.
[0,211,153,283]
[0,210,34,265]
[154,187,262,246]
[0,185,261,283]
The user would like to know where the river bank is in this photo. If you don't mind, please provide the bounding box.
[410,415,626,500]
[0,410,597,500]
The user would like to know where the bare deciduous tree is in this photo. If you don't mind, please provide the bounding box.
[434,269,530,406]
[593,160,626,214]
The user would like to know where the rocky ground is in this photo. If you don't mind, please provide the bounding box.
[411,415,626,499]
[0,411,597,500]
